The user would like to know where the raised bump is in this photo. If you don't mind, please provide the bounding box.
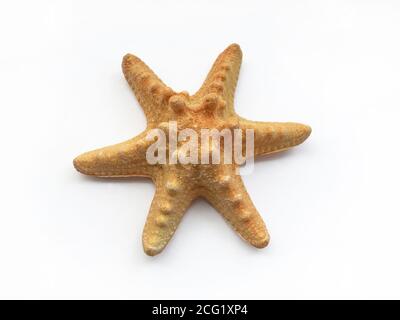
[232,193,243,207]
[210,82,224,92]
[219,175,231,187]
[215,72,227,81]
[202,93,219,111]
[149,82,160,94]
[166,179,180,195]
[160,202,172,215]
[222,116,239,130]
[156,215,168,227]
[220,63,231,71]
[218,98,227,109]
[138,73,150,82]
[169,95,186,113]
[239,210,251,222]
[161,87,174,101]
[180,91,190,98]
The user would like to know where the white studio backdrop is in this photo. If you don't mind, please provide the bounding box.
[0,0,399,299]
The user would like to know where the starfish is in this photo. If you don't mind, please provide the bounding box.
[73,44,311,256]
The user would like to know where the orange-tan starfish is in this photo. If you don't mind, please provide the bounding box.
[73,44,311,256]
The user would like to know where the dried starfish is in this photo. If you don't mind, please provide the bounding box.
[73,44,311,256]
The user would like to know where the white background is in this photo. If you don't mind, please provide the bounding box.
[0,0,399,299]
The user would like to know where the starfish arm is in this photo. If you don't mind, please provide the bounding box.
[73,131,153,178]
[193,43,242,115]
[239,118,311,157]
[142,175,195,256]
[122,54,175,125]
[202,172,269,248]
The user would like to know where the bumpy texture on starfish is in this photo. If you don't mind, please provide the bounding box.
[73,44,311,256]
